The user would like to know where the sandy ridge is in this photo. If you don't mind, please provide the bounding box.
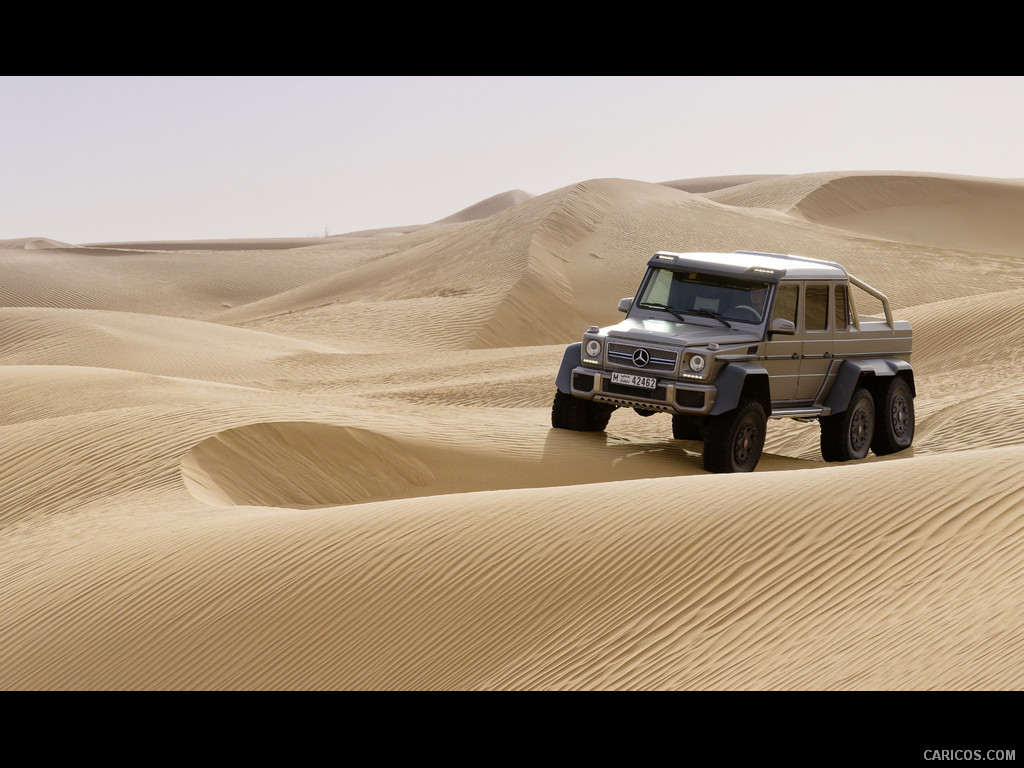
[1,446,1021,689]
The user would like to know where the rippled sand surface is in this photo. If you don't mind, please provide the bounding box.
[3,172,1023,690]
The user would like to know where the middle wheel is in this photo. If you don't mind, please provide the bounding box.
[820,387,875,462]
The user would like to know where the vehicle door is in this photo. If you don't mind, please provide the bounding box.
[830,280,856,360]
[796,281,834,401]
[763,281,801,403]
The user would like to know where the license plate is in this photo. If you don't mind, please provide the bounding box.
[611,372,657,389]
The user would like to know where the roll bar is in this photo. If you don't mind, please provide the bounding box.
[847,273,894,330]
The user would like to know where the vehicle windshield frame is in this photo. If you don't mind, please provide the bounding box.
[634,267,774,327]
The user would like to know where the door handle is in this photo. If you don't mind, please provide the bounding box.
[791,353,800,359]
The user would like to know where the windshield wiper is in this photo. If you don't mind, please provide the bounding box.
[637,301,688,323]
[683,308,732,328]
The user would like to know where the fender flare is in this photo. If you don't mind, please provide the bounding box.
[823,358,915,414]
[555,343,582,393]
[709,361,770,415]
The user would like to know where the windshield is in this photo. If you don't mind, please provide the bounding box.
[636,268,772,325]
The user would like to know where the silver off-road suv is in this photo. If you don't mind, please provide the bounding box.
[552,250,915,473]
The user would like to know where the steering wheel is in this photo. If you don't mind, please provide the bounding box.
[730,305,761,322]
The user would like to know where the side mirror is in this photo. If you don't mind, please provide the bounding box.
[617,297,633,313]
[770,318,796,335]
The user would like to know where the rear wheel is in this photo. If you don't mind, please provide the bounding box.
[820,387,875,462]
[871,376,915,455]
[551,390,615,432]
[702,399,766,473]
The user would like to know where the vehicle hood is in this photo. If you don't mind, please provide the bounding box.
[602,317,761,347]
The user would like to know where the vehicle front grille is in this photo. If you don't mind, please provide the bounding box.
[607,342,677,372]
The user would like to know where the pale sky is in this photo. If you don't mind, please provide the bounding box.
[4,75,1023,244]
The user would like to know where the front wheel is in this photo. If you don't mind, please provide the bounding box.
[551,390,615,432]
[820,387,875,462]
[702,399,766,473]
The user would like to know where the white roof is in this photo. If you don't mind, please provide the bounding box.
[651,250,848,280]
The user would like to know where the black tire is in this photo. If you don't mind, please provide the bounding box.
[702,399,766,473]
[551,390,615,432]
[672,413,706,441]
[871,376,915,456]
[820,387,875,462]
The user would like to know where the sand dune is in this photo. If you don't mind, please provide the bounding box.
[2,170,1023,690]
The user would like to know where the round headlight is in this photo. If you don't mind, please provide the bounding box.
[689,354,706,373]
[585,339,602,358]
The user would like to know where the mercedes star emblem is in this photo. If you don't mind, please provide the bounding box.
[632,348,650,367]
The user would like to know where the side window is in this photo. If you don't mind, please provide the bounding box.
[834,283,850,331]
[805,283,829,331]
[770,283,799,325]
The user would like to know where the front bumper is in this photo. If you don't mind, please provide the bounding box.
[569,366,717,414]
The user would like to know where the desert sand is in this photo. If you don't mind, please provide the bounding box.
[2,170,1024,691]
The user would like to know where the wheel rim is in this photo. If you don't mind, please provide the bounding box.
[850,406,870,454]
[891,393,909,439]
[733,419,759,468]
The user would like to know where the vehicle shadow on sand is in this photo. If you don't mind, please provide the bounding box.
[540,427,817,484]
